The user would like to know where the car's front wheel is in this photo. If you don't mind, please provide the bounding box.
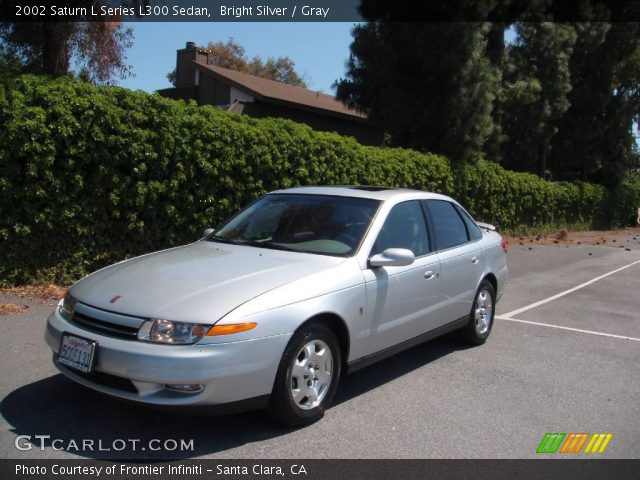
[269,322,341,426]
[459,280,496,345]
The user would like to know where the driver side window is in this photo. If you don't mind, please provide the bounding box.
[372,201,430,257]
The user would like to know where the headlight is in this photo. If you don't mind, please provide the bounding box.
[137,319,211,345]
[137,319,258,344]
[59,292,76,320]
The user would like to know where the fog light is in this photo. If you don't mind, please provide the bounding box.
[165,384,204,393]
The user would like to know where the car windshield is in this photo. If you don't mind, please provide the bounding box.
[209,193,381,256]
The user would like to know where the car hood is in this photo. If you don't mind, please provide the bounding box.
[70,241,345,324]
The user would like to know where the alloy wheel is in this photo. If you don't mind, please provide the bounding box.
[290,339,333,410]
[475,289,493,335]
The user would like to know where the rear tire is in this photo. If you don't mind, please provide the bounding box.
[268,322,341,427]
[459,280,496,345]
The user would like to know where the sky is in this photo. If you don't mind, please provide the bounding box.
[117,22,357,94]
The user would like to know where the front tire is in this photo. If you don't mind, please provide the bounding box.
[459,280,496,345]
[269,322,341,427]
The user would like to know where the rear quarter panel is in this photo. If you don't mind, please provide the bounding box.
[480,230,508,301]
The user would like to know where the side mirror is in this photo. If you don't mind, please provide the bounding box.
[369,248,415,268]
[201,228,215,239]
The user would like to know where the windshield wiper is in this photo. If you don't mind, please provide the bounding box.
[209,236,272,248]
[208,235,242,245]
[209,236,298,252]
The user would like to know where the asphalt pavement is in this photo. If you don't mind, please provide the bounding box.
[1,230,639,459]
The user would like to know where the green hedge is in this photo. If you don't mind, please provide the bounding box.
[455,161,640,233]
[456,161,608,232]
[1,76,639,286]
[0,76,453,286]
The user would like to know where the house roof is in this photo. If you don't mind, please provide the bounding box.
[193,60,369,123]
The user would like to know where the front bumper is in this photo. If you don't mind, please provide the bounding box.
[45,308,291,409]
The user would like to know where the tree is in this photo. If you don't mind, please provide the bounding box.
[0,13,133,84]
[166,38,307,88]
[336,21,498,165]
[336,1,639,184]
[248,56,306,87]
[500,22,577,177]
[614,46,640,134]
[549,22,640,186]
[0,49,24,83]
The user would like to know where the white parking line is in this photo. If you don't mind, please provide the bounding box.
[496,315,640,342]
[502,258,640,318]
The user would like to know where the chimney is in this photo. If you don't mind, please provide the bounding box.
[175,41,207,88]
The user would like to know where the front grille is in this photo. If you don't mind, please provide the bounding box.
[59,363,137,393]
[70,311,139,340]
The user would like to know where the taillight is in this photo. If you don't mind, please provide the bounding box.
[501,238,507,253]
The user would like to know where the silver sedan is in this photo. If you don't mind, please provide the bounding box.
[45,186,508,425]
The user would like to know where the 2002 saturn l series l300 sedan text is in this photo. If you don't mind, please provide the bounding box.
[45,186,508,426]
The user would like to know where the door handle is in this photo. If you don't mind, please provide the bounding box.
[471,256,479,264]
[424,270,436,279]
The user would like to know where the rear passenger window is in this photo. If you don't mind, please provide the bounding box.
[455,205,483,241]
[425,200,469,250]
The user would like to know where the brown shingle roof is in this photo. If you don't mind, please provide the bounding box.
[194,60,368,122]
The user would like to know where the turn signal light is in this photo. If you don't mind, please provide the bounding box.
[206,322,257,336]
[501,238,508,253]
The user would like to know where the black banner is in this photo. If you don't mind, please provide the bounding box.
[2,460,640,480]
[4,0,357,22]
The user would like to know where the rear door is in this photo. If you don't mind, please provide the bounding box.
[424,199,483,325]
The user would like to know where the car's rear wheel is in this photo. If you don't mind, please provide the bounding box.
[459,280,496,345]
[269,322,341,426]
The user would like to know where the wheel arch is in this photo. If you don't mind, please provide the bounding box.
[300,312,350,371]
[483,272,498,294]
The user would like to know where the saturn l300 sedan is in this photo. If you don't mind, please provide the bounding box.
[45,186,508,426]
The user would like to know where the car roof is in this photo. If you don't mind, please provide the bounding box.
[269,185,453,202]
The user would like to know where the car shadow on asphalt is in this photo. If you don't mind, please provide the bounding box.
[0,335,469,460]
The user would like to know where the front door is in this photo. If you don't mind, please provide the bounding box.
[362,200,443,355]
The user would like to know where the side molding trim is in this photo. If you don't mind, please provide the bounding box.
[346,316,469,374]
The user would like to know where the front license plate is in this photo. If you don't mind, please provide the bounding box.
[58,333,97,373]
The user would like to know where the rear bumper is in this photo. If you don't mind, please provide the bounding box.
[45,308,291,409]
